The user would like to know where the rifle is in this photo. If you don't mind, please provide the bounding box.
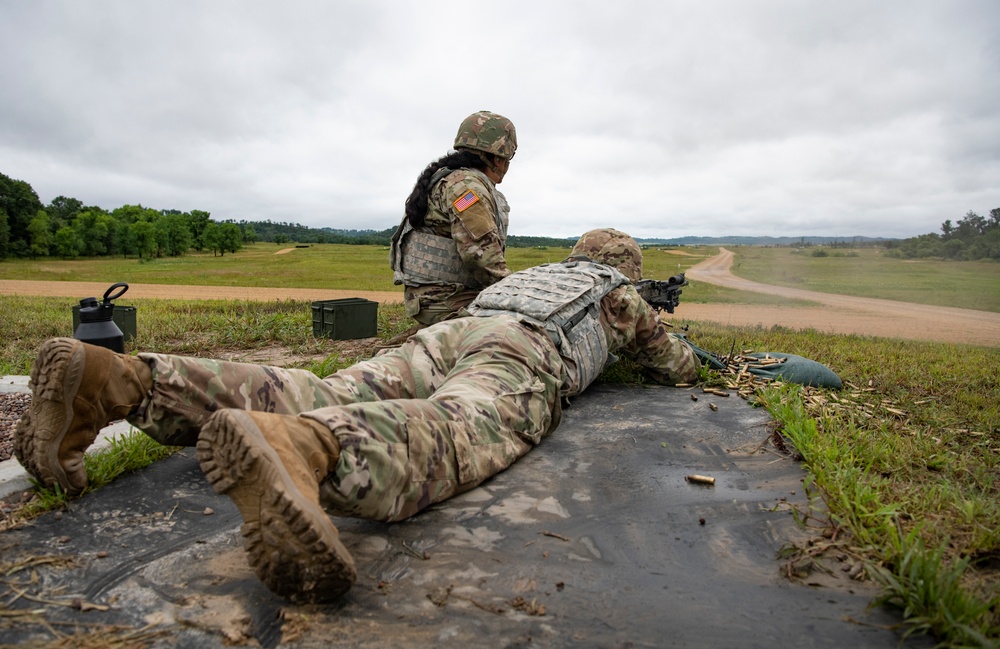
[634,273,688,314]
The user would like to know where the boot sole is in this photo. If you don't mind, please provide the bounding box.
[196,409,356,603]
[13,338,88,493]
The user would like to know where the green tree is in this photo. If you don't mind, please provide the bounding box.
[54,226,81,258]
[47,195,83,227]
[202,221,244,256]
[111,204,147,226]
[72,210,111,257]
[102,214,128,257]
[219,222,243,255]
[0,207,9,258]
[242,224,258,244]
[187,210,212,250]
[130,220,157,259]
[27,210,53,258]
[155,212,193,256]
[202,222,222,256]
[0,172,44,258]
[892,207,1000,261]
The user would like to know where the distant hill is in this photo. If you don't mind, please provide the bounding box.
[637,235,896,246]
[253,223,895,248]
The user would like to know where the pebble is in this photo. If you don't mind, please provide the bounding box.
[0,392,31,462]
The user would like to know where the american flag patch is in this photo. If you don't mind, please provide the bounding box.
[453,190,479,212]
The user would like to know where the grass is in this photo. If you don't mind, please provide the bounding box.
[671,321,999,647]
[729,246,1000,312]
[2,244,998,646]
[0,295,413,375]
[11,431,180,523]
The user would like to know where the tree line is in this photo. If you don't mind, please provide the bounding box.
[0,172,252,260]
[1,171,584,259]
[21,171,990,262]
[884,209,1000,261]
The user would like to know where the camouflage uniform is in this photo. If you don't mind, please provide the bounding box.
[391,111,516,326]
[395,168,511,325]
[126,272,696,523]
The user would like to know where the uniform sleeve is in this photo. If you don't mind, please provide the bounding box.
[600,285,700,385]
[444,176,511,286]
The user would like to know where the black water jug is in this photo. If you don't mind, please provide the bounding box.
[74,282,129,352]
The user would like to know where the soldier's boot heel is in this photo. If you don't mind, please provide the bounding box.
[196,409,356,603]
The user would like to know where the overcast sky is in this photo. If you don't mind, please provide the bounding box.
[2,1,998,239]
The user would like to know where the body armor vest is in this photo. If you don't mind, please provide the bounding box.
[467,261,629,395]
[390,169,508,288]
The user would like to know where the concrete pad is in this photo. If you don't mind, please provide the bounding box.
[0,375,30,393]
[0,385,929,648]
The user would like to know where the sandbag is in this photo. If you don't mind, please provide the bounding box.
[744,352,842,389]
[679,337,842,389]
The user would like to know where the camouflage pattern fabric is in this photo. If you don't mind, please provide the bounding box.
[453,110,517,159]
[467,260,630,395]
[127,269,696,523]
[131,316,563,522]
[598,283,700,385]
[403,287,479,326]
[403,167,511,325]
[570,228,644,283]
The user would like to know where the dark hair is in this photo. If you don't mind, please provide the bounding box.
[404,150,490,226]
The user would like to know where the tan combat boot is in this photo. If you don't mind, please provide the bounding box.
[14,337,152,495]
[196,409,356,603]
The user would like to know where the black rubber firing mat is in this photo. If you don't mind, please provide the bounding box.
[0,385,930,648]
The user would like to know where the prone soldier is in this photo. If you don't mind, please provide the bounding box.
[15,228,699,603]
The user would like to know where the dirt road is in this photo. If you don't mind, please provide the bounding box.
[683,248,1000,347]
[0,280,404,305]
[2,250,998,346]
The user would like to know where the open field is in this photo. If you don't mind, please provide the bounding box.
[1,244,998,645]
[3,242,996,313]
[685,249,1000,347]
[728,245,1000,312]
[5,243,998,346]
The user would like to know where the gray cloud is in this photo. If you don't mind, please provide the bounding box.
[2,0,998,239]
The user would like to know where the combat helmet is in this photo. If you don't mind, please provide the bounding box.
[454,111,517,159]
[570,228,643,283]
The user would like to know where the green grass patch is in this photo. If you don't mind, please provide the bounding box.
[668,319,999,646]
[1,243,594,292]
[0,295,412,375]
[729,246,1000,312]
[0,243,809,307]
[11,431,180,523]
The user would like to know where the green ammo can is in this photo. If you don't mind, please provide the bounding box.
[311,298,378,340]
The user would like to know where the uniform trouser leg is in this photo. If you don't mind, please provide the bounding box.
[304,318,565,522]
[127,355,354,446]
[127,318,564,524]
[127,326,453,444]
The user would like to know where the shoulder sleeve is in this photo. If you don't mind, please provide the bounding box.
[443,172,499,241]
